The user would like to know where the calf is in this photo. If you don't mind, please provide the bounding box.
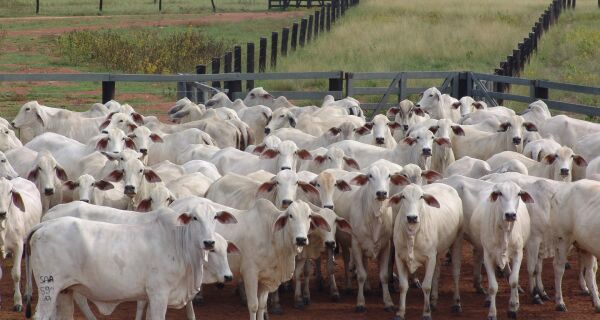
[26,150,68,213]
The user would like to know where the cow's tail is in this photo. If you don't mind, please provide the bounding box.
[25,224,43,318]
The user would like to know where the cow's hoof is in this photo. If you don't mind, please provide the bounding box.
[555,303,567,312]
[541,292,551,301]
[475,285,485,294]
[293,301,304,310]
[507,310,517,319]
[579,289,591,296]
[303,297,310,305]
[532,295,543,305]
[263,313,269,320]
[484,300,491,307]
[411,280,422,289]
[384,306,395,312]
[331,294,341,302]
[355,305,366,313]
[487,316,497,320]
[422,315,432,320]
[565,262,572,269]
[392,316,405,320]
[13,305,22,312]
[271,306,283,315]
[451,304,462,313]
[317,278,324,292]
[517,286,525,294]
[594,306,600,313]
[192,296,204,306]
[388,282,397,293]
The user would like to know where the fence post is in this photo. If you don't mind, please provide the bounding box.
[291,23,299,51]
[331,0,337,24]
[572,0,576,8]
[195,65,207,104]
[326,4,331,31]
[211,57,220,89]
[299,19,307,47]
[223,51,233,99]
[99,0,103,12]
[341,0,346,15]
[246,42,255,90]
[513,49,521,75]
[259,37,267,72]
[530,80,549,100]
[314,10,320,38]
[159,0,162,11]
[345,72,353,97]
[271,32,278,69]
[102,81,115,104]
[328,72,343,97]
[281,28,289,56]
[494,68,505,105]
[36,0,39,13]
[320,6,325,31]
[307,15,313,43]
[456,72,469,98]
[232,46,242,98]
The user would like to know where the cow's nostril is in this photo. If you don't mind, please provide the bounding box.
[295,237,307,246]
[512,137,522,145]
[324,205,334,210]
[203,240,215,250]
[264,128,271,134]
[407,216,418,224]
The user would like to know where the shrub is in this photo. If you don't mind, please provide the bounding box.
[56,28,230,74]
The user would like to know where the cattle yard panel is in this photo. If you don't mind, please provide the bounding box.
[1,71,600,118]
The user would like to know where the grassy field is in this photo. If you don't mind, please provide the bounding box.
[0,0,267,17]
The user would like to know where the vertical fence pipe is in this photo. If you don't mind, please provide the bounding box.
[195,65,206,103]
[36,0,39,14]
[102,81,115,104]
[314,10,320,38]
[211,57,220,89]
[320,6,325,31]
[259,37,267,72]
[223,51,233,98]
[291,22,299,51]
[281,28,289,56]
[307,15,313,42]
[271,32,278,69]
[231,46,242,98]
[299,19,307,47]
[326,4,331,30]
[246,42,255,90]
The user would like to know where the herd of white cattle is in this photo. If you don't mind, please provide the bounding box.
[2,86,600,320]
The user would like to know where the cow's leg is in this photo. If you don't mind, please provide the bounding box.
[525,239,542,304]
[185,301,196,320]
[314,256,324,292]
[362,254,372,293]
[351,240,367,312]
[257,287,269,320]
[327,248,340,301]
[581,251,600,312]
[535,255,549,300]
[378,241,394,311]
[243,273,259,320]
[578,250,590,295]
[11,242,24,311]
[473,247,485,294]
[341,243,352,292]
[73,293,98,320]
[293,258,306,309]
[55,290,74,320]
[483,251,498,320]
[508,249,524,318]
[135,301,146,320]
[553,238,570,312]
[303,259,312,305]
[421,253,437,320]
[430,260,441,312]
[269,291,282,314]
[146,293,168,320]
[33,281,61,320]
[451,237,463,313]
[394,257,409,320]
[193,288,204,306]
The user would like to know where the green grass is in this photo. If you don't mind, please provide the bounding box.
[0,0,268,17]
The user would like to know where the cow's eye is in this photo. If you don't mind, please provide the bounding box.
[139,169,143,173]
[25,107,30,111]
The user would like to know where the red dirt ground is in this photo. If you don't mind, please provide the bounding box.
[0,243,598,320]
[2,12,306,37]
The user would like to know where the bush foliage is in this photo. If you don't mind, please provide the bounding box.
[57,28,230,74]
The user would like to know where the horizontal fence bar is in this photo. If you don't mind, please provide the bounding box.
[471,72,532,86]
[473,90,600,116]
[349,71,459,80]
[232,91,343,100]
[537,80,600,95]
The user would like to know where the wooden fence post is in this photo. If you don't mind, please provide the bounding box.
[211,57,221,89]
[246,42,255,90]
[307,15,313,43]
[281,28,289,56]
[300,19,307,47]
[99,0,103,12]
[223,51,233,98]
[195,65,206,103]
[572,0,576,8]
[291,22,299,51]
[259,37,267,72]
[102,81,115,104]
[232,46,242,98]
[320,6,325,31]
[271,32,278,69]
[530,80,549,100]
[314,10,320,38]
[341,0,346,15]
[331,0,336,24]
[326,4,331,31]
[159,0,162,11]
[36,0,40,13]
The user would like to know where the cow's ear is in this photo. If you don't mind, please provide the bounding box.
[125,138,137,150]
[490,191,501,202]
[428,126,439,134]
[127,123,138,131]
[335,217,352,233]
[413,107,425,117]
[451,125,465,136]
[473,102,484,110]
[519,191,534,204]
[363,122,374,130]
[273,213,289,232]
[55,167,68,181]
[64,180,79,190]
[328,127,342,135]
[94,180,114,191]
[387,107,400,117]
[257,181,277,194]
[451,101,461,109]
[95,137,109,150]
[98,119,111,130]
[215,211,238,224]
[131,112,144,125]
[105,169,124,182]
[260,149,279,159]
[543,154,557,165]
[253,144,266,154]
[523,122,538,132]
[310,213,331,232]
[298,181,320,198]
[288,116,297,128]
[421,170,443,183]
[402,136,417,146]
[422,194,440,208]
[355,126,370,135]
[573,155,588,167]
[498,122,510,132]
[136,198,153,212]
[178,213,192,225]
[11,190,25,212]
[27,167,39,182]
[389,194,403,205]
[350,174,369,186]
[335,180,352,192]
[390,173,411,186]
[227,242,241,254]
[343,157,360,170]
[297,149,312,160]
[149,133,164,143]
[388,122,401,130]
[143,169,162,183]
[313,155,326,164]
[434,137,451,146]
